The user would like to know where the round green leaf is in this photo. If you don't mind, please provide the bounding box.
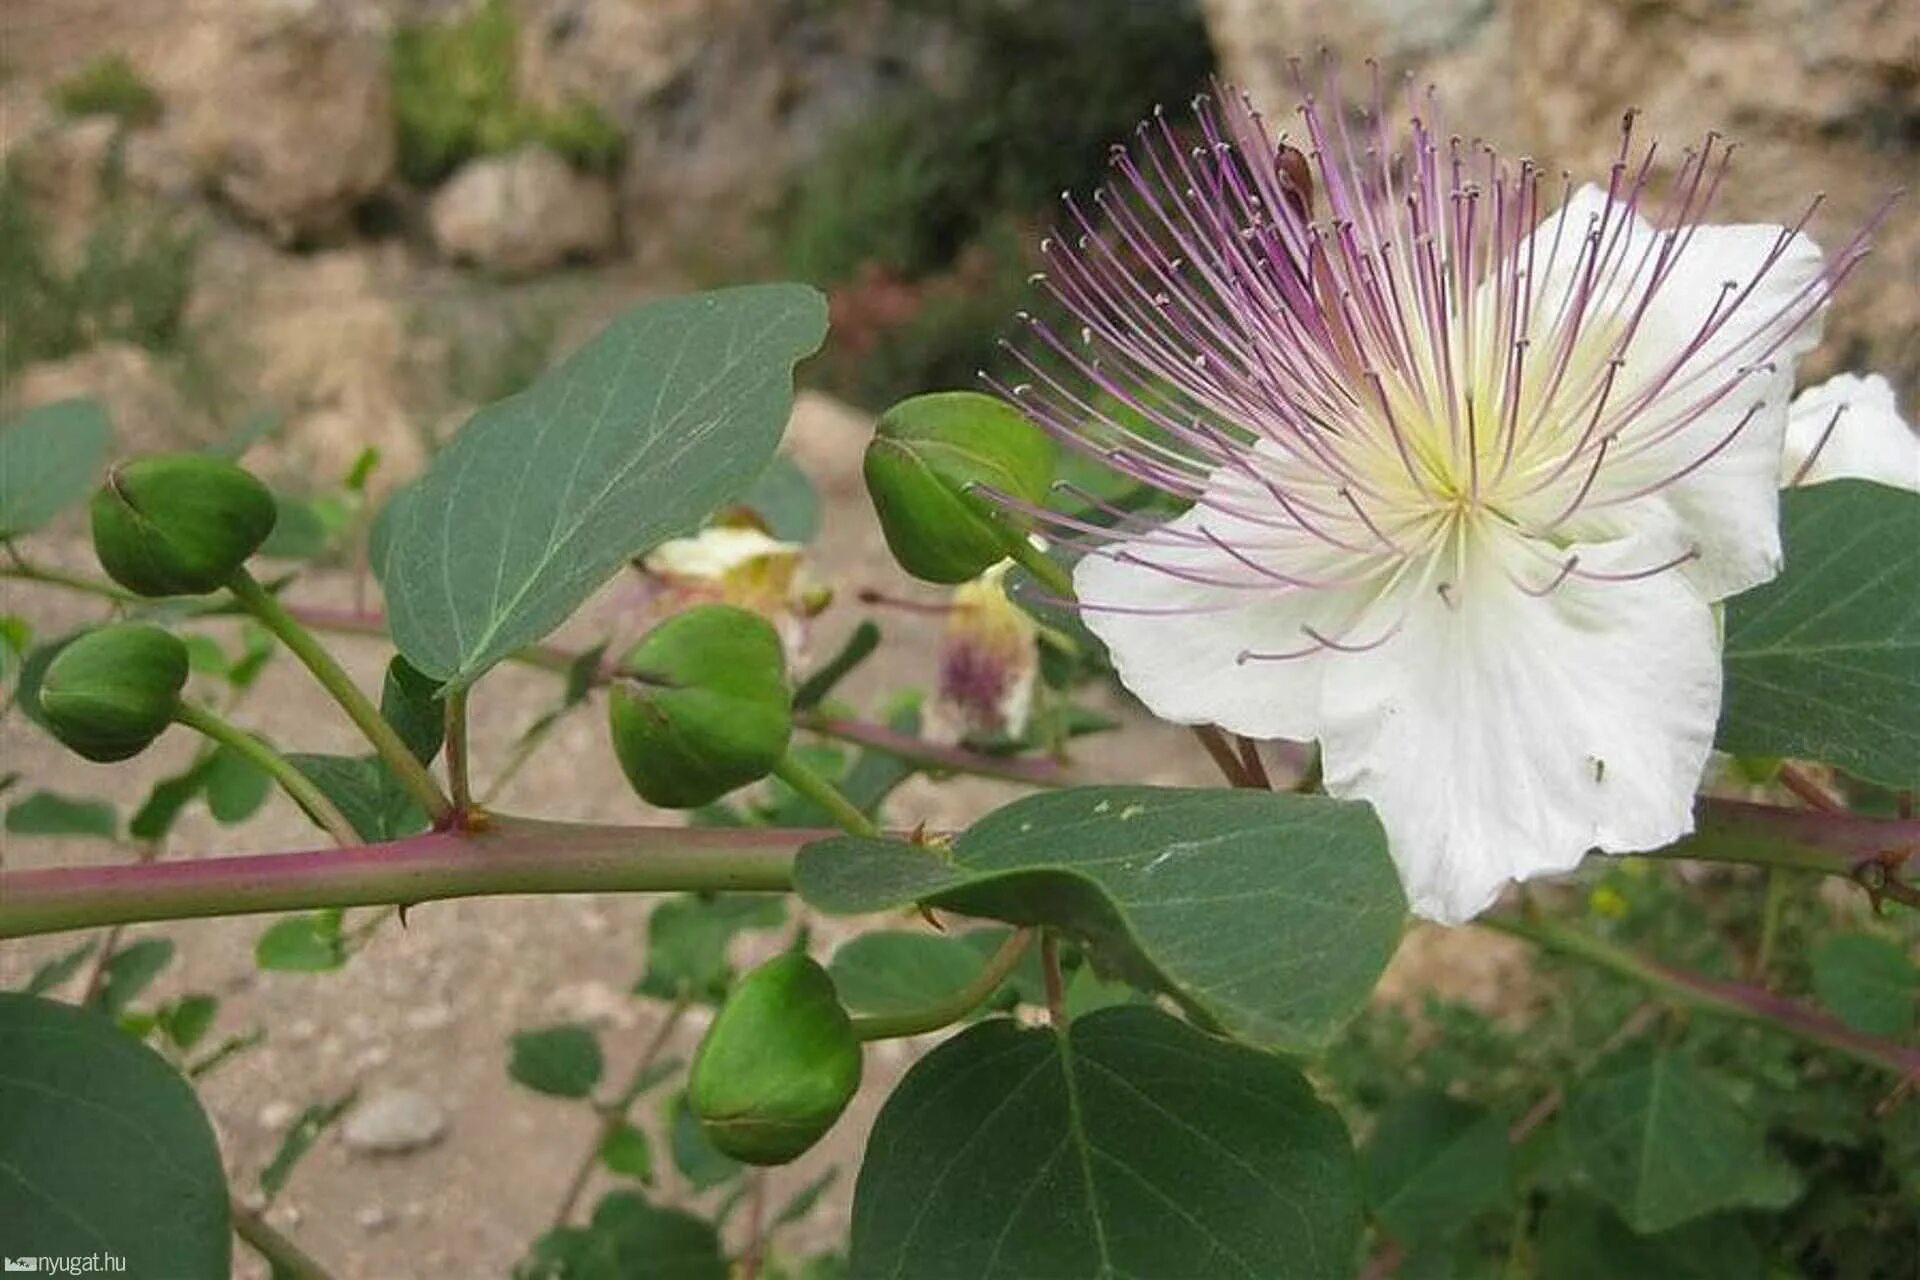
[0,992,230,1275]
[510,1024,605,1099]
[798,787,1405,1054]
[1811,932,1916,1037]
[850,1005,1362,1277]
[0,398,111,537]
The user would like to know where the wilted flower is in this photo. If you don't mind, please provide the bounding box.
[928,560,1041,743]
[626,524,823,663]
[989,73,1880,921]
[1780,372,1919,492]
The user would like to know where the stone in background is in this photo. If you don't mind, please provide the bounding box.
[1201,0,1920,398]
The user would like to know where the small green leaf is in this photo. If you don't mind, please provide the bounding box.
[204,742,271,824]
[256,492,333,559]
[850,1006,1362,1277]
[739,452,820,541]
[0,398,112,537]
[1062,965,1139,1019]
[793,621,880,711]
[129,757,216,841]
[1533,1199,1762,1280]
[517,1191,727,1280]
[1363,1093,1511,1243]
[88,937,174,1017]
[510,1024,605,1098]
[599,1121,653,1181]
[254,911,346,972]
[158,993,219,1052]
[5,789,116,838]
[260,1092,356,1202]
[1811,932,1916,1037]
[1719,480,1920,786]
[0,993,230,1273]
[665,1090,743,1191]
[1560,1050,1800,1234]
[381,655,445,765]
[381,285,827,690]
[798,787,1404,1053]
[774,1170,838,1229]
[636,894,788,1004]
[827,931,993,1018]
[287,753,429,841]
[22,939,97,995]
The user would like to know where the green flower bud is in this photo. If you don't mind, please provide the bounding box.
[39,623,189,762]
[864,391,1055,584]
[608,604,791,808]
[91,454,277,596]
[689,954,862,1165]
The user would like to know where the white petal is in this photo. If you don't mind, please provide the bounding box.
[1526,187,1826,601]
[1316,533,1721,922]
[1780,372,1920,493]
[1073,507,1375,742]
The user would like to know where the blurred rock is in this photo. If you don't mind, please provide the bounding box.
[6,116,195,266]
[341,1088,447,1154]
[3,343,202,452]
[1200,0,1920,395]
[157,0,394,243]
[516,0,953,265]
[428,145,616,275]
[189,239,427,491]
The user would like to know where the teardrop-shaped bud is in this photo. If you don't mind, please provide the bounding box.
[864,391,1055,584]
[689,954,862,1165]
[91,454,277,596]
[38,622,189,762]
[607,603,792,808]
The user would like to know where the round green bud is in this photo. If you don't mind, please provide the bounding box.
[689,954,862,1165]
[91,454,277,596]
[608,604,791,809]
[864,391,1056,584]
[39,623,189,762]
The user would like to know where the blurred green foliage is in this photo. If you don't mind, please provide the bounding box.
[48,54,162,128]
[775,0,1214,410]
[0,149,199,383]
[391,0,625,186]
[1321,862,1920,1277]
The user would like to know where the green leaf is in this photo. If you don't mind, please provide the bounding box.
[1811,932,1916,1037]
[739,452,820,541]
[1062,965,1140,1019]
[827,930,992,1018]
[0,398,111,537]
[774,1169,838,1229]
[1533,1199,1763,1280]
[5,789,116,838]
[635,893,788,1004]
[517,1191,727,1280]
[88,937,174,1017]
[259,1091,356,1202]
[286,753,429,841]
[793,620,880,711]
[130,757,216,840]
[158,993,218,1052]
[798,787,1404,1053]
[1559,1050,1800,1234]
[1363,1093,1511,1243]
[664,1090,743,1191]
[22,939,97,995]
[256,492,334,560]
[381,285,827,689]
[381,655,445,765]
[510,1024,604,1098]
[254,911,346,972]
[0,992,230,1274]
[204,742,271,824]
[850,1006,1362,1277]
[599,1121,652,1181]
[1720,480,1920,786]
